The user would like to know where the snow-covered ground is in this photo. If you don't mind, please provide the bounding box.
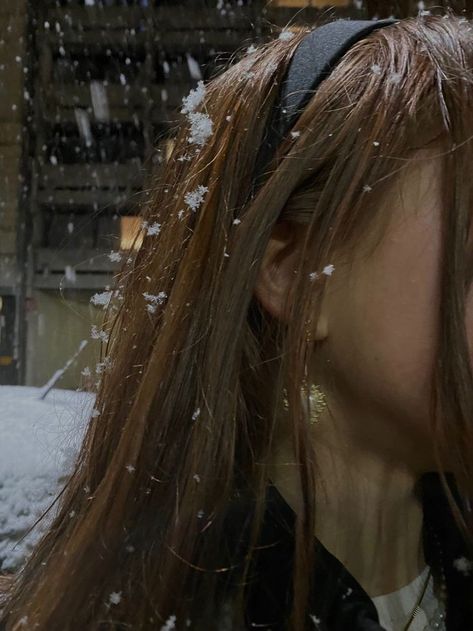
[0,386,93,572]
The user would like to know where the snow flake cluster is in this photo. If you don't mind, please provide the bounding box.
[90,290,114,308]
[181,80,206,115]
[90,324,109,344]
[184,185,209,212]
[192,407,201,421]
[180,80,213,147]
[95,356,112,374]
[143,291,168,314]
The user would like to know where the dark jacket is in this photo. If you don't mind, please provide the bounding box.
[0,475,471,630]
[237,473,473,630]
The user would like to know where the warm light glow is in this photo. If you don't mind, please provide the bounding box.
[120,216,144,250]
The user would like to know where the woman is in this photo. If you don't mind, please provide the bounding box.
[1,12,473,631]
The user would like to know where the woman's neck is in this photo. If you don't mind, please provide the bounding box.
[268,433,426,597]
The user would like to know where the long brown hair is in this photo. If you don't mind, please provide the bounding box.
[2,12,473,630]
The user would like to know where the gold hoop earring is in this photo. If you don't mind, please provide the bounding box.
[282,383,327,425]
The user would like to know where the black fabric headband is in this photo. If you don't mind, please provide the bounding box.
[251,17,400,196]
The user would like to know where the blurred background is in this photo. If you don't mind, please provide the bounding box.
[0,0,470,391]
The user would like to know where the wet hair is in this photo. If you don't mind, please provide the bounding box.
[1,11,473,631]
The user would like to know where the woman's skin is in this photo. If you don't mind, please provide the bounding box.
[254,146,467,597]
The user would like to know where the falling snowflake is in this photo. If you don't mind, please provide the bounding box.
[453,556,473,575]
[373,141,380,147]
[233,218,241,225]
[290,131,301,138]
[363,185,373,193]
[192,408,201,421]
[193,474,201,483]
[371,64,382,75]
[247,44,257,54]
[309,272,318,282]
[184,185,209,212]
[108,250,122,262]
[341,586,353,600]
[125,464,135,474]
[309,613,322,628]
[81,366,91,377]
[161,614,177,631]
[197,510,204,519]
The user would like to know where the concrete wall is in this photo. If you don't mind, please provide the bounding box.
[25,289,104,390]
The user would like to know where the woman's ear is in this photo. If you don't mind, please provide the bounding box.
[254,220,330,342]
[253,221,305,324]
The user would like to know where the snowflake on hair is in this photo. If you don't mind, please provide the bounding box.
[181,80,206,115]
[161,614,177,631]
[143,292,168,313]
[184,185,209,212]
[90,325,109,344]
[279,30,295,41]
[108,592,122,605]
[187,111,213,146]
[145,222,162,236]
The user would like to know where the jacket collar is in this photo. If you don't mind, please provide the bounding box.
[242,473,473,630]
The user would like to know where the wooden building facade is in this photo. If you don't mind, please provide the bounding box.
[0,0,467,388]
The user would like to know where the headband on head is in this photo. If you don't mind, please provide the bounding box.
[251,18,400,197]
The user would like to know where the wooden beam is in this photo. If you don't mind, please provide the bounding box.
[47,6,259,32]
[36,189,137,208]
[35,248,121,273]
[38,163,144,190]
